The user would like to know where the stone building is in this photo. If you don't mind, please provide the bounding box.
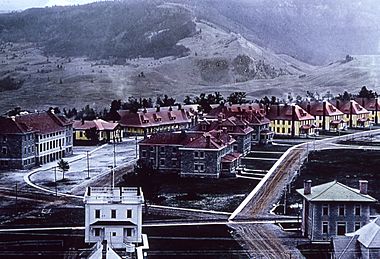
[0,111,73,169]
[297,180,377,242]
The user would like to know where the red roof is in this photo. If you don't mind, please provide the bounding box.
[222,152,242,163]
[182,131,235,150]
[191,116,254,135]
[331,100,369,115]
[118,108,192,128]
[0,117,35,134]
[73,119,119,131]
[207,104,270,126]
[355,98,380,111]
[267,104,315,121]
[299,101,344,116]
[13,112,71,134]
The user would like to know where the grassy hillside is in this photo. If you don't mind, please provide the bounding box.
[0,1,196,59]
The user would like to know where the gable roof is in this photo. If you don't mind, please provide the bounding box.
[331,100,369,115]
[333,235,360,259]
[139,131,202,146]
[347,217,380,248]
[267,104,315,121]
[0,117,35,134]
[296,181,377,202]
[73,119,119,131]
[118,108,192,128]
[355,97,380,111]
[182,130,235,150]
[13,112,72,134]
[191,117,254,135]
[299,101,344,116]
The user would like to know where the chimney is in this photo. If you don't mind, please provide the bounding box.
[205,134,211,147]
[304,180,312,195]
[177,103,182,110]
[359,180,368,195]
[218,113,223,123]
[277,104,280,116]
[307,102,311,113]
[376,98,379,124]
[156,106,160,112]
[291,105,296,137]
[143,108,147,114]
[336,100,340,110]
[322,101,327,131]
[222,127,227,133]
[169,106,173,111]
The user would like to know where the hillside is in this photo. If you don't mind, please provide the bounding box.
[0,1,196,59]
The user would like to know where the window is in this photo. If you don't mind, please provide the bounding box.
[338,205,345,216]
[126,209,132,219]
[355,222,361,231]
[159,146,165,153]
[1,147,7,155]
[95,209,100,219]
[322,222,328,234]
[111,209,116,218]
[322,204,329,216]
[141,150,147,158]
[355,205,361,216]
[160,159,165,166]
[112,232,117,236]
[94,228,101,237]
[337,222,346,235]
[194,163,205,172]
[2,136,6,142]
[126,228,132,237]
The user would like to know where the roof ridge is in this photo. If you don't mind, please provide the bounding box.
[338,235,358,259]
[310,180,337,200]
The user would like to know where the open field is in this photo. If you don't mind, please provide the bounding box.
[287,149,380,214]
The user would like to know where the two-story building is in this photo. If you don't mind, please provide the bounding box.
[73,119,122,145]
[355,97,380,125]
[297,180,377,242]
[300,101,346,132]
[333,216,380,259]
[84,186,144,254]
[267,104,316,137]
[139,129,241,178]
[0,111,73,169]
[207,103,273,144]
[191,115,253,155]
[118,105,198,136]
[332,100,371,128]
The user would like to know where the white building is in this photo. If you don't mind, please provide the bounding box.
[84,187,144,253]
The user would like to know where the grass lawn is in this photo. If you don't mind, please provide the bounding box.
[123,174,259,213]
[287,149,380,214]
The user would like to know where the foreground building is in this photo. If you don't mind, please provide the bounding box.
[355,97,380,125]
[73,119,122,145]
[297,180,377,242]
[267,104,316,137]
[139,130,241,178]
[0,111,73,169]
[333,216,380,259]
[84,186,145,255]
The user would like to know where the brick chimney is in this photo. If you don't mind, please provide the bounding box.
[205,133,211,147]
[359,180,368,195]
[304,180,312,195]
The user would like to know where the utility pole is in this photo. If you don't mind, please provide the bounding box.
[54,166,57,196]
[86,151,90,179]
[135,133,138,158]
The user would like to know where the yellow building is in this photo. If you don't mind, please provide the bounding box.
[355,97,380,125]
[73,119,122,145]
[267,104,316,137]
[332,100,371,128]
[300,101,346,132]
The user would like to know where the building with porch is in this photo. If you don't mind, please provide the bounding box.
[355,97,380,125]
[73,119,122,145]
[84,186,145,254]
[300,101,346,132]
[267,104,316,137]
[118,105,197,136]
[297,180,376,242]
[332,100,371,128]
